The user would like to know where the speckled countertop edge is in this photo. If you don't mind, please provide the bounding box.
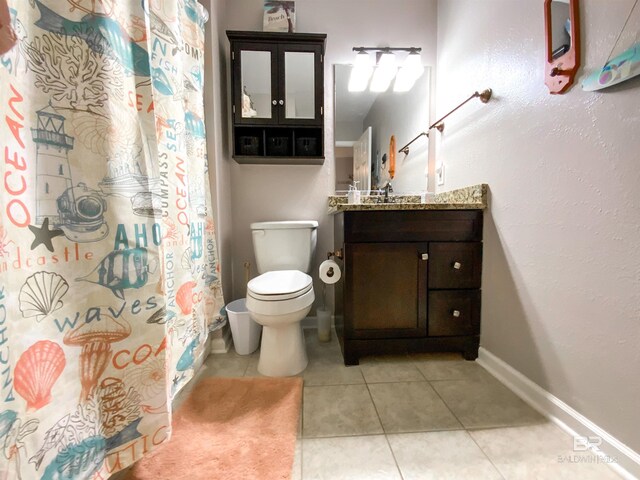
[328,184,487,214]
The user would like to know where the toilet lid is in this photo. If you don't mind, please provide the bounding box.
[247,270,313,301]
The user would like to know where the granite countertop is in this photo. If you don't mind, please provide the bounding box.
[328,184,487,214]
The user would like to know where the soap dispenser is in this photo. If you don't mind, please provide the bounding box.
[347,181,361,204]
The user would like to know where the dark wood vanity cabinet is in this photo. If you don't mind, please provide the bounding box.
[226,31,326,164]
[333,209,483,365]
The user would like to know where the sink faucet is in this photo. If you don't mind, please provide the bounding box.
[382,181,393,203]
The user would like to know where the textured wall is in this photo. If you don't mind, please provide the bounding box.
[436,0,640,453]
[223,0,438,305]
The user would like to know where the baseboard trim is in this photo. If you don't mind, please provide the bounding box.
[477,347,639,480]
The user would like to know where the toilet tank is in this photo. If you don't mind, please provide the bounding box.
[251,220,318,274]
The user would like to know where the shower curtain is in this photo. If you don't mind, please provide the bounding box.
[0,0,225,478]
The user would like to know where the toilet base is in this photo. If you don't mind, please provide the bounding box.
[257,321,308,377]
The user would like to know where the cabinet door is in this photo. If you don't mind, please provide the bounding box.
[345,243,428,338]
[232,42,278,125]
[280,44,323,125]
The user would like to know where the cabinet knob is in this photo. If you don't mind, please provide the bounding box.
[453,261,462,270]
[279,99,284,105]
[272,100,277,105]
[421,253,429,261]
[452,310,461,318]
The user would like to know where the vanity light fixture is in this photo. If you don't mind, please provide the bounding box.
[348,47,423,93]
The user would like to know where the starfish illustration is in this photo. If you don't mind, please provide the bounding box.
[28,218,65,252]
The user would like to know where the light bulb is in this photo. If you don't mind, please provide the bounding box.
[370,52,397,92]
[394,51,424,92]
[348,51,373,92]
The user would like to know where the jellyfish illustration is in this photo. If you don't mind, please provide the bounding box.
[176,281,197,315]
[14,341,66,411]
[63,314,131,401]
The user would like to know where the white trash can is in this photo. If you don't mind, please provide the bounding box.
[226,298,262,355]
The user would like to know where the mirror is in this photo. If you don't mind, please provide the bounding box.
[334,64,430,193]
[241,50,272,118]
[284,51,315,119]
[544,0,580,94]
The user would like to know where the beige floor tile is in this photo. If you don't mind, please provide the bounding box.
[291,440,302,480]
[414,359,491,381]
[302,384,383,438]
[470,423,622,479]
[198,350,252,377]
[302,435,402,480]
[303,360,365,386]
[388,430,503,479]
[431,376,545,429]
[368,382,462,433]
[360,361,425,383]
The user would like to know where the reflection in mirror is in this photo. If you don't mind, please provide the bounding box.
[550,1,571,59]
[285,52,315,119]
[241,50,272,118]
[334,64,430,193]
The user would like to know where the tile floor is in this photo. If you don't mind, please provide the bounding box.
[174,329,622,480]
[106,330,621,479]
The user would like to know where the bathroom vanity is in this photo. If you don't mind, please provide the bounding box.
[330,185,486,365]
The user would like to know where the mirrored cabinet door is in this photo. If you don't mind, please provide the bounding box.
[241,50,273,119]
[284,49,318,121]
[233,43,278,124]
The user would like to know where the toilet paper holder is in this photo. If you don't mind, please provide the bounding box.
[327,249,343,260]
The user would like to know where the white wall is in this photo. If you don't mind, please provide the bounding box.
[223,0,438,305]
[203,0,233,301]
[436,0,640,455]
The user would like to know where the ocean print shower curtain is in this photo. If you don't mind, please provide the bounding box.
[0,0,225,478]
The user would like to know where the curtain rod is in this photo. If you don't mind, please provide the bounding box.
[399,88,492,155]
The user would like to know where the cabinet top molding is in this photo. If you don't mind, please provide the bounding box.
[226,30,327,45]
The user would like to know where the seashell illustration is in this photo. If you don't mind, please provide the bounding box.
[41,436,106,480]
[123,356,166,398]
[14,341,66,411]
[64,314,131,401]
[181,248,194,272]
[19,272,69,321]
[176,281,197,315]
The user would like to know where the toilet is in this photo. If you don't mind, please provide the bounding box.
[246,220,317,376]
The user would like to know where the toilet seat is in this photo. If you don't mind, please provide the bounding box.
[246,271,315,316]
[247,270,312,301]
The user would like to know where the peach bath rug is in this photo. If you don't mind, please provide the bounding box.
[127,376,303,480]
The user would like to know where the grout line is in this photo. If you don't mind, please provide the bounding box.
[362,380,405,479]
[466,430,508,480]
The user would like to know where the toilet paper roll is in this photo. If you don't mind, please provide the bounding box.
[319,259,341,284]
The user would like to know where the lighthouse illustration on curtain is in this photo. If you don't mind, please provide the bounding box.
[32,103,74,226]
[32,103,109,243]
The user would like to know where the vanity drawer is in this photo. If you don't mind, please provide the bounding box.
[343,210,483,243]
[428,242,482,289]
[428,290,480,336]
